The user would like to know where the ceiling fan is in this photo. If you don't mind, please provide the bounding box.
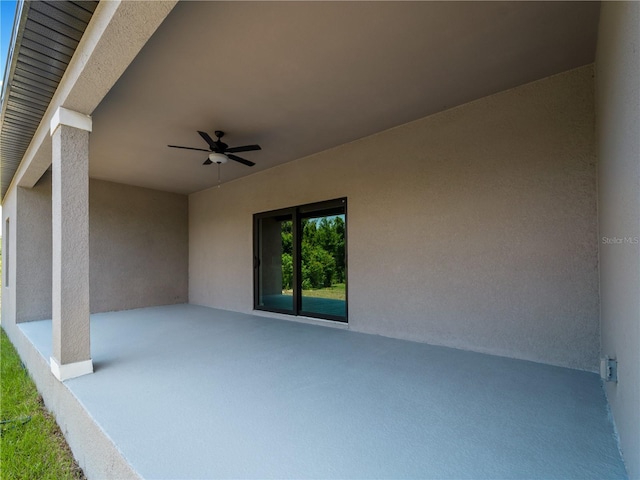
[168,130,261,167]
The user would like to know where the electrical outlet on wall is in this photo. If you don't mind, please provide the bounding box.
[600,356,618,382]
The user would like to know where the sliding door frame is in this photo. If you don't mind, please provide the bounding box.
[253,198,348,323]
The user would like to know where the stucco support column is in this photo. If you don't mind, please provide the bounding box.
[49,107,93,381]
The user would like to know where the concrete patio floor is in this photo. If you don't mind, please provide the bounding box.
[19,304,626,479]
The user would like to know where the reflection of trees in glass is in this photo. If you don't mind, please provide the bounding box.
[281,253,293,290]
[281,216,345,290]
[281,220,293,290]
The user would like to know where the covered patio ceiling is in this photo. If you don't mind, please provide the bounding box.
[89,1,600,194]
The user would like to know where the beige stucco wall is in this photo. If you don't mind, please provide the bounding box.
[190,65,599,371]
[596,2,640,478]
[0,174,52,325]
[2,173,188,323]
[89,179,188,313]
[2,186,18,325]
[16,176,53,322]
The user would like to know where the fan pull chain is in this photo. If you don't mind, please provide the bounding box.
[217,162,222,188]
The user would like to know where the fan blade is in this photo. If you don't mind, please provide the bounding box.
[226,144,261,153]
[227,154,255,167]
[203,158,213,165]
[168,145,210,152]
[198,131,218,150]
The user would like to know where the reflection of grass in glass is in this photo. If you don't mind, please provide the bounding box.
[282,283,346,301]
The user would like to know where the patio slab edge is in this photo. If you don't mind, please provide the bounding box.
[5,319,141,480]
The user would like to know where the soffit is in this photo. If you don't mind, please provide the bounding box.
[0,0,98,200]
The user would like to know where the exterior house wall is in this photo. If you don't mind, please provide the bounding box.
[2,186,18,327]
[89,179,188,313]
[596,2,640,478]
[190,65,599,371]
[1,173,188,324]
[16,175,53,322]
[0,175,52,325]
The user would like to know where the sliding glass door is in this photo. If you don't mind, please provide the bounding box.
[254,198,347,322]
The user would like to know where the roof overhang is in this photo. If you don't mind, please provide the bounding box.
[1,1,601,199]
[0,0,177,202]
[0,0,98,200]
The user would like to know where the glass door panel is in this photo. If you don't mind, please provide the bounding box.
[256,214,294,313]
[299,210,346,320]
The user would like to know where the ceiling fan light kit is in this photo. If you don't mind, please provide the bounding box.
[208,152,228,164]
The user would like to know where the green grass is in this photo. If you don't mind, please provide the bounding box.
[283,283,346,300]
[0,328,85,480]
